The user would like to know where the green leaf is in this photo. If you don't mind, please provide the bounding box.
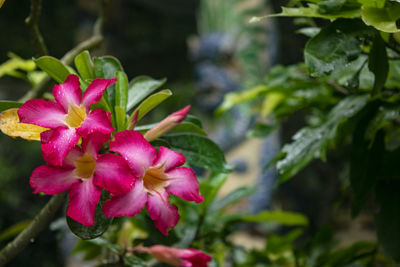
[67,191,113,240]
[317,241,377,266]
[129,89,172,123]
[35,56,73,83]
[0,101,22,112]
[350,111,383,217]
[247,123,276,138]
[127,76,166,111]
[94,56,124,107]
[305,19,373,77]
[124,255,148,267]
[184,115,203,128]
[369,33,389,95]
[199,172,228,212]
[115,106,127,132]
[74,50,95,81]
[241,210,309,226]
[358,0,386,8]
[375,180,400,262]
[161,133,232,173]
[318,0,345,14]
[265,228,304,254]
[276,95,369,182]
[115,71,128,109]
[0,220,31,242]
[361,3,400,33]
[209,187,256,212]
[86,238,122,253]
[249,4,361,22]
[137,121,207,136]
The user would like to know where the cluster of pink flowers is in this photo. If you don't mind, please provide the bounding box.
[19,74,204,236]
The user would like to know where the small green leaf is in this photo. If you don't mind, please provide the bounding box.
[35,56,73,83]
[247,123,276,138]
[74,50,95,81]
[127,76,166,111]
[94,56,124,108]
[199,172,228,212]
[0,101,22,112]
[129,89,172,123]
[209,187,256,212]
[0,220,31,242]
[362,3,400,33]
[162,133,232,173]
[242,210,309,226]
[115,106,127,132]
[86,238,123,253]
[67,191,113,240]
[124,255,148,267]
[115,71,128,109]
[134,121,206,136]
[276,95,369,182]
[369,33,389,95]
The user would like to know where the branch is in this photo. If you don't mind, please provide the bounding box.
[19,0,108,102]
[25,0,48,57]
[0,192,67,266]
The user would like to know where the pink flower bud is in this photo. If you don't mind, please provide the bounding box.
[144,105,190,141]
[136,245,211,267]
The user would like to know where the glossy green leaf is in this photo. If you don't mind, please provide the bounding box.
[249,4,361,23]
[127,76,166,111]
[115,106,126,132]
[35,56,73,83]
[242,210,309,226]
[305,19,373,77]
[369,33,389,94]
[129,89,172,123]
[115,71,128,109]
[74,50,95,81]
[94,56,124,107]
[276,95,369,182]
[184,115,203,128]
[162,133,232,173]
[362,4,400,33]
[0,101,22,112]
[86,238,122,253]
[358,0,386,8]
[124,255,148,267]
[67,191,113,240]
[209,186,256,212]
[375,180,400,262]
[247,123,276,138]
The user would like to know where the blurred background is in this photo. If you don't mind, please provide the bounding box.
[0,0,374,266]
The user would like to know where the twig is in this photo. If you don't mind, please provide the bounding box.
[25,0,48,57]
[0,192,67,267]
[19,0,108,102]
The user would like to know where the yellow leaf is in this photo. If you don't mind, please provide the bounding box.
[0,108,48,141]
[0,0,5,8]
[261,93,284,117]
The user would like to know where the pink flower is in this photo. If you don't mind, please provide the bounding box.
[136,245,212,267]
[144,105,190,141]
[30,133,134,226]
[18,74,116,166]
[102,130,204,235]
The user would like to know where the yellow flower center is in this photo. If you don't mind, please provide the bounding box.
[74,153,96,179]
[143,165,168,192]
[65,105,86,128]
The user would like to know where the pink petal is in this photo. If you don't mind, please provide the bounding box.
[81,132,110,158]
[153,146,185,172]
[41,128,80,166]
[102,179,147,217]
[147,191,179,236]
[18,99,66,128]
[180,249,212,267]
[166,167,204,203]
[110,131,156,178]
[77,109,114,137]
[82,78,117,110]
[67,179,102,226]
[30,165,77,194]
[93,153,135,194]
[53,74,82,112]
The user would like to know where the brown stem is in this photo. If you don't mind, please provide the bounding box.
[0,192,67,266]
[25,0,48,56]
[19,0,108,102]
